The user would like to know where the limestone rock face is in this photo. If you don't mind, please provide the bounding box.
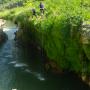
[0,19,7,44]
[0,28,7,44]
[82,21,90,44]
[82,21,90,60]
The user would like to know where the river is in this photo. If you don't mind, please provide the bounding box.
[0,21,89,90]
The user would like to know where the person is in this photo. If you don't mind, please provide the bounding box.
[39,2,44,15]
[32,8,37,18]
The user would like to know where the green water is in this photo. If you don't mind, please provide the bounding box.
[0,21,89,90]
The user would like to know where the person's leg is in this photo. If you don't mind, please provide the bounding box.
[40,9,42,14]
[42,9,44,14]
[40,9,44,15]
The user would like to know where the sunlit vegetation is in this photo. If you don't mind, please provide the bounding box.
[0,0,90,80]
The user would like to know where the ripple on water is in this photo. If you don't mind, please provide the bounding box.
[8,61,17,64]
[24,68,45,81]
[8,61,28,68]
[14,63,28,68]
[12,89,17,90]
[33,72,45,81]
[4,55,13,58]
[24,69,32,73]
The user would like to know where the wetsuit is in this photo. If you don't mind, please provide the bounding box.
[32,9,36,16]
[40,3,44,14]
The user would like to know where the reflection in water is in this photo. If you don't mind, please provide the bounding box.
[0,21,89,90]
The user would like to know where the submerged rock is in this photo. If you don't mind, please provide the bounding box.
[45,60,63,74]
[80,75,90,86]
